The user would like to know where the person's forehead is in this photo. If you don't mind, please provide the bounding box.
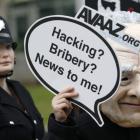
[117,50,139,66]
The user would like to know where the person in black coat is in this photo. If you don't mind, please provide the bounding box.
[47,23,140,140]
[0,16,44,140]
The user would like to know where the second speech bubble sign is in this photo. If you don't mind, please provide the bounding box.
[24,16,120,126]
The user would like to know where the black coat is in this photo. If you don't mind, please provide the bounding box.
[47,111,140,140]
[0,79,44,140]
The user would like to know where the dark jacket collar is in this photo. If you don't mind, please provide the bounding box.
[0,79,31,114]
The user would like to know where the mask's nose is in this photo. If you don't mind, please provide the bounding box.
[127,68,140,100]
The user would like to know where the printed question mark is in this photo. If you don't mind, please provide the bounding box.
[98,49,104,59]
[90,63,97,73]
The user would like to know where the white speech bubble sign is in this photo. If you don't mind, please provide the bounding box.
[24,16,120,127]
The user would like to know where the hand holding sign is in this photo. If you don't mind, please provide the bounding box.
[52,87,78,122]
[24,16,120,127]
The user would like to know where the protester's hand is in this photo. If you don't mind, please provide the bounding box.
[52,87,78,123]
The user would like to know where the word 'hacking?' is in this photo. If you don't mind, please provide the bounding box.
[51,26,98,59]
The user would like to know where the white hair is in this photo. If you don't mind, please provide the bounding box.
[103,11,140,23]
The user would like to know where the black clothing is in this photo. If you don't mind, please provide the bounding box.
[47,111,140,140]
[0,79,44,140]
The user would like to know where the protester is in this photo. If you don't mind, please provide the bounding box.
[47,21,140,140]
[0,16,45,140]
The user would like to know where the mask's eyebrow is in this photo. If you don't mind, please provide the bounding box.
[121,64,136,74]
[121,64,140,74]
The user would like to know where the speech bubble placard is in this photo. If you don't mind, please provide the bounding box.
[24,16,120,127]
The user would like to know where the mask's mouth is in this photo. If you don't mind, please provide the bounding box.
[0,70,13,78]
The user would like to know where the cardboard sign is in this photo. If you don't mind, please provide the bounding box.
[24,16,120,126]
[75,5,140,53]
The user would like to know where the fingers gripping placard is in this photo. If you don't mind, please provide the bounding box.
[24,16,120,127]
